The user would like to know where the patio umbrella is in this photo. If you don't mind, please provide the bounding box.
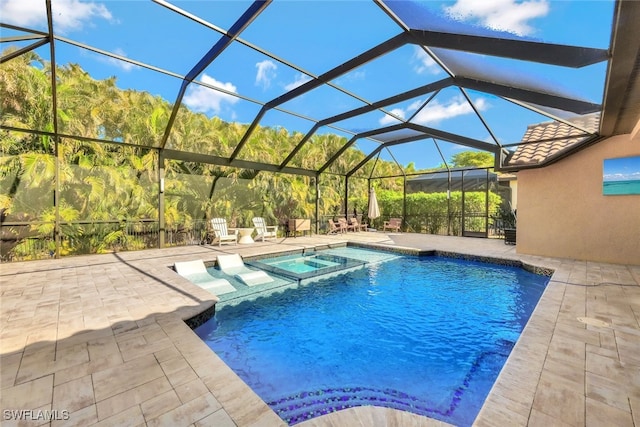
[368,188,380,220]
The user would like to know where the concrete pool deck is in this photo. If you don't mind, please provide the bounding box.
[1,233,638,426]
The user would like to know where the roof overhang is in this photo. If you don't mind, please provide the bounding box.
[600,0,640,136]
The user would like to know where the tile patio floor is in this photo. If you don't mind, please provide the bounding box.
[1,233,638,426]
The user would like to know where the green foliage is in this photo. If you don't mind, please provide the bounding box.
[1,50,502,259]
[450,151,494,168]
[353,190,501,234]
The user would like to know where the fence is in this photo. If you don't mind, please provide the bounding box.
[322,213,504,238]
[2,220,172,262]
[398,213,504,237]
[2,214,506,262]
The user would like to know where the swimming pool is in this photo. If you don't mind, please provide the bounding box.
[195,249,549,426]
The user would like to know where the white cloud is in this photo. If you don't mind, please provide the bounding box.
[379,96,488,126]
[183,74,239,114]
[412,47,441,75]
[255,60,277,89]
[0,0,42,27]
[98,48,137,72]
[1,0,113,34]
[445,0,549,36]
[284,73,313,91]
[413,96,487,124]
[349,70,366,81]
[379,108,407,126]
[604,171,640,182]
[336,70,367,85]
[407,99,424,112]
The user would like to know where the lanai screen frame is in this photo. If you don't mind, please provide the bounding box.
[0,0,625,258]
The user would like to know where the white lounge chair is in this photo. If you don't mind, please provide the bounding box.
[174,259,236,295]
[252,217,278,241]
[216,253,274,286]
[209,218,238,246]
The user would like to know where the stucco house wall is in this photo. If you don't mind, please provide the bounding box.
[516,132,640,265]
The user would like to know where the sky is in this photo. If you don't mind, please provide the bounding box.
[1,0,616,170]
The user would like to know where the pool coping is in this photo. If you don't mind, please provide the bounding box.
[181,239,638,426]
[189,242,554,425]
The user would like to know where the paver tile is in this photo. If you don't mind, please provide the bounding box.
[527,408,574,427]
[52,403,98,427]
[146,393,222,427]
[586,351,627,384]
[0,375,54,411]
[54,352,124,386]
[92,354,164,402]
[52,375,94,413]
[165,365,199,388]
[586,370,634,412]
[542,354,584,386]
[92,404,145,427]
[473,396,529,427]
[0,352,22,389]
[194,409,237,427]
[585,397,633,427]
[96,376,173,420]
[353,406,392,427]
[139,389,182,421]
[1,235,638,427]
[629,396,640,426]
[532,372,585,426]
[175,378,210,403]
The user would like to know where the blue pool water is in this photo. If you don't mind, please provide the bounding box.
[195,251,549,426]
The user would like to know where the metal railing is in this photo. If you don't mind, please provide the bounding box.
[1,213,505,262]
[1,220,166,262]
[0,218,278,262]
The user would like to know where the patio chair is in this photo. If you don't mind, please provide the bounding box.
[383,217,402,233]
[209,218,238,246]
[174,259,237,295]
[338,217,356,232]
[349,217,368,231]
[327,219,344,235]
[252,217,278,241]
[216,253,274,286]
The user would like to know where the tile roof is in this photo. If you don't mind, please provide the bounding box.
[505,113,600,167]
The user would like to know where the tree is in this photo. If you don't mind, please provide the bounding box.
[0,50,447,258]
[449,151,494,168]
